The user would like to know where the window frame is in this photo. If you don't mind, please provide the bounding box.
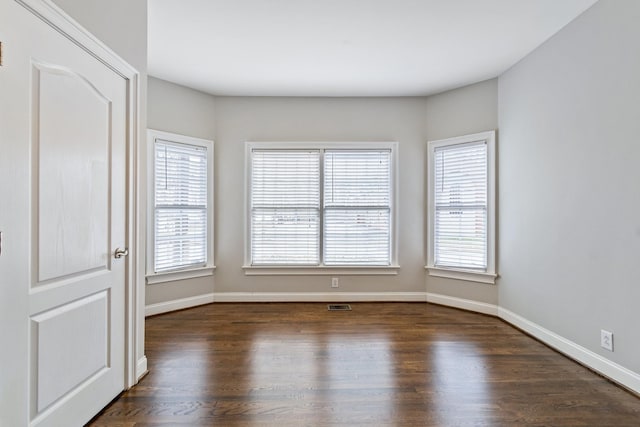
[426,130,497,284]
[146,129,215,284]
[244,141,399,276]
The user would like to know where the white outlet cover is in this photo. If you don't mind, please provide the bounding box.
[600,330,613,352]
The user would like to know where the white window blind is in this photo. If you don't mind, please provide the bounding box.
[251,150,320,265]
[154,139,208,272]
[324,150,391,265]
[434,141,487,270]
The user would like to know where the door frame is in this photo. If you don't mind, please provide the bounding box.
[17,0,145,388]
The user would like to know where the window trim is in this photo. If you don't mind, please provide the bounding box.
[146,129,215,284]
[426,130,497,284]
[244,141,399,275]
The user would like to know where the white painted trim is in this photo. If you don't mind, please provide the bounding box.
[242,265,399,276]
[498,307,640,395]
[17,0,138,79]
[213,292,427,303]
[146,292,425,314]
[145,293,215,317]
[127,71,141,391]
[426,292,499,316]
[146,266,216,284]
[426,266,497,284]
[135,356,148,384]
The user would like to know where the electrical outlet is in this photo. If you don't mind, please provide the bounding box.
[600,330,613,352]
[331,277,339,288]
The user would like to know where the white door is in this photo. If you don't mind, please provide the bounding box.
[0,1,130,426]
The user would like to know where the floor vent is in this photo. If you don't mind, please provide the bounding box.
[328,304,352,311]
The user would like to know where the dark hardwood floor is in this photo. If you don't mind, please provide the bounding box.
[89,303,640,426]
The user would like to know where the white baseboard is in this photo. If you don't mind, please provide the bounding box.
[145,292,425,315]
[135,356,148,382]
[145,293,215,316]
[426,292,499,316]
[213,292,427,303]
[499,307,640,395]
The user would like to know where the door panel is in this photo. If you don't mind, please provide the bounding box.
[34,62,111,284]
[32,291,109,412]
[0,1,130,426]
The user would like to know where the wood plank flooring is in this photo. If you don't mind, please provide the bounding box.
[88,303,640,426]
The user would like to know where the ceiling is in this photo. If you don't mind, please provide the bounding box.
[148,0,598,97]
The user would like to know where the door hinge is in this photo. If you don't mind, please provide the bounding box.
[0,41,3,66]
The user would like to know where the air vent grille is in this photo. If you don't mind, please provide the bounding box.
[327,304,352,311]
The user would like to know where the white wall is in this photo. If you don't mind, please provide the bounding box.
[425,79,499,305]
[499,0,640,377]
[148,77,216,141]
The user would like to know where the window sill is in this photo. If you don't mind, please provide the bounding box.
[242,265,400,276]
[425,266,497,284]
[146,266,216,285]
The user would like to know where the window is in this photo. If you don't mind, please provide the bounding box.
[245,142,397,274]
[251,150,321,265]
[323,150,391,265]
[147,130,214,284]
[426,131,496,284]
